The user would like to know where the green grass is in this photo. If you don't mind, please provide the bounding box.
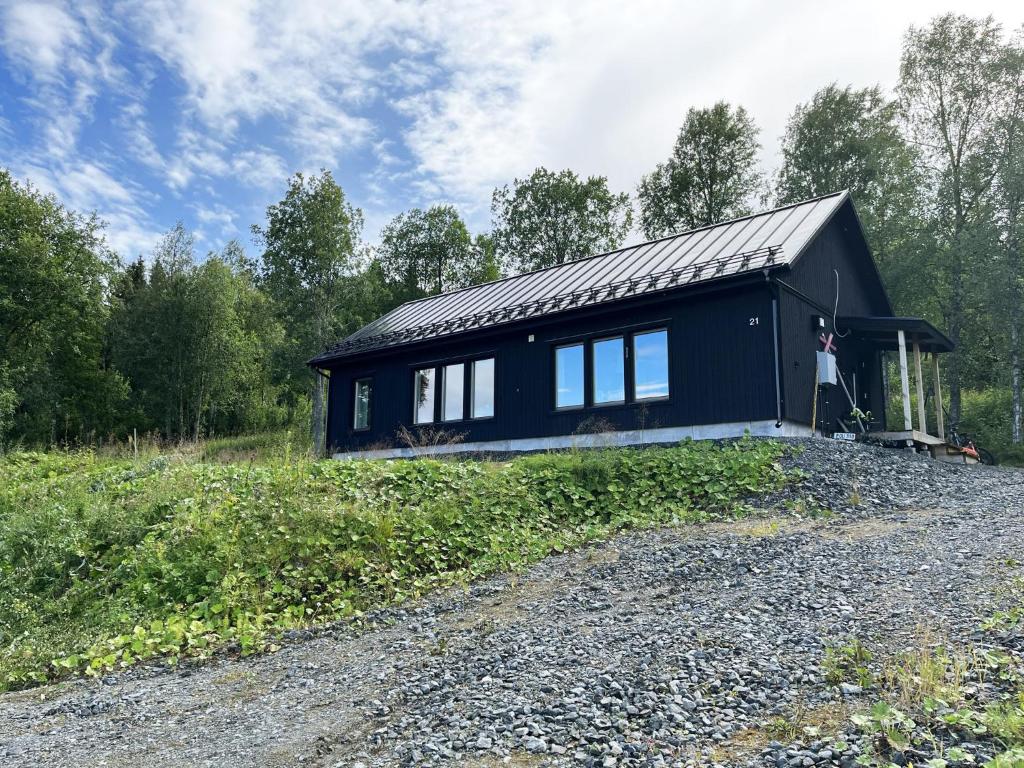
[0,436,788,690]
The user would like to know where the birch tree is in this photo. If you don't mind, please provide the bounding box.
[637,102,762,238]
[491,167,632,274]
[253,171,364,454]
[898,14,1024,424]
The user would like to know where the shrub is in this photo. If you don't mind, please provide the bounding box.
[0,437,788,689]
[960,388,1024,465]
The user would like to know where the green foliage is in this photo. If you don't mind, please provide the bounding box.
[0,170,128,447]
[898,14,1024,424]
[961,389,1024,465]
[109,230,287,440]
[0,438,788,690]
[253,170,369,452]
[637,102,762,239]
[824,637,875,688]
[490,167,633,273]
[775,83,926,313]
[377,204,487,298]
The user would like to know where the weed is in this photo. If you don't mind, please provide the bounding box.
[0,437,789,690]
[823,638,874,688]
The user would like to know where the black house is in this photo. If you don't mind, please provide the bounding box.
[311,191,953,458]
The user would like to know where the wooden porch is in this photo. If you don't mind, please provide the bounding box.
[836,316,968,461]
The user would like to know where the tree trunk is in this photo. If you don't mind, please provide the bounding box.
[946,250,965,426]
[193,384,204,443]
[1013,322,1022,444]
[311,372,325,457]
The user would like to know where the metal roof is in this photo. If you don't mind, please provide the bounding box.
[312,191,849,364]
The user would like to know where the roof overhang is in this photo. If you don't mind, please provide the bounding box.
[837,316,954,353]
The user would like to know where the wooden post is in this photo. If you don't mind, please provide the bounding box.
[897,330,913,431]
[932,353,945,439]
[913,341,927,435]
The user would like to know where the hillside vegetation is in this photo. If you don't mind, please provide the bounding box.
[0,437,788,691]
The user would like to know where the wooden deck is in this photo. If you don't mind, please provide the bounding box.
[869,430,976,463]
[872,429,946,446]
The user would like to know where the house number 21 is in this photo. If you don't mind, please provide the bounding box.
[749,317,759,326]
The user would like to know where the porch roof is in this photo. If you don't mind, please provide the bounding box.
[837,316,954,354]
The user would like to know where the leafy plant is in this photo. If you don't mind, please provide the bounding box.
[824,638,875,688]
[0,437,790,689]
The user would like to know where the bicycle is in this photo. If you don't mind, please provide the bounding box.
[946,422,997,465]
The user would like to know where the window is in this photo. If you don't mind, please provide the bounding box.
[471,358,494,418]
[353,378,372,430]
[442,363,465,421]
[555,344,584,408]
[592,336,625,404]
[634,329,669,400]
[414,367,435,424]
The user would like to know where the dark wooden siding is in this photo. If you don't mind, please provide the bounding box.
[775,211,889,429]
[325,283,779,452]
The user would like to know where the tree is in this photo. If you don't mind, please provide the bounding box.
[776,84,925,306]
[470,233,501,285]
[637,102,762,238]
[377,205,477,299]
[0,170,127,446]
[253,171,364,454]
[109,230,285,440]
[991,40,1024,444]
[898,14,1024,424]
[490,167,632,274]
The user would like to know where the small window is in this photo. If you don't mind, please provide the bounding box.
[414,367,435,424]
[555,344,584,408]
[634,329,669,400]
[471,358,494,418]
[353,378,372,430]
[592,336,625,404]
[442,363,465,421]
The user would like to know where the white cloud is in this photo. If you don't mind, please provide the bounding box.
[4,0,1024,258]
[396,0,1024,226]
[0,1,82,77]
[121,0,396,163]
[14,159,164,258]
[231,148,288,188]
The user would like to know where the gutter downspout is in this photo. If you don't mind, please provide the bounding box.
[766,270,784,428]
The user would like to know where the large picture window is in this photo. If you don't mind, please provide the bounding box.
[353,378,372,430]
[555,344,584,408]
[592,336,625,404]
[414,367,435,424]
[633,329,669,400]
[442,363,465,421]
[471,358,494,418]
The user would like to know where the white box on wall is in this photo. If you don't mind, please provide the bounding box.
[816,351,837,386]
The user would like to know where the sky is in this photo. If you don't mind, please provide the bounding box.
[1,0,1022,262]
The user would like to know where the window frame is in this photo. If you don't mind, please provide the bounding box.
[410,354,497,426]
[549,322,672,412]
[470,357,496,420]
[441,362,466,422]
[590,334,626,407]
[352,376,373,432]
[413,366,437,425]
[553,342,586,411]
[632,328,671,402]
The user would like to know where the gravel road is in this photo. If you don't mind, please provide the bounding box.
[1,439,1022,768]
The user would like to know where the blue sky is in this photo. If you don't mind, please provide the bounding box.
[1,0,1021,261]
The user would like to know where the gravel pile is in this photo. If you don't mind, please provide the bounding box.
[0,438,1022,768]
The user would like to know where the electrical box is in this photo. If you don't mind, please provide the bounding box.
[816,351,837,386]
